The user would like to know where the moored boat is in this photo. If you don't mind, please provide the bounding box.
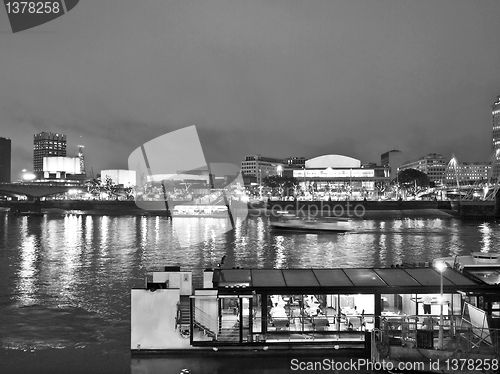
[171,205,229,218]
[131,264,500,373]
[269,212,352,233]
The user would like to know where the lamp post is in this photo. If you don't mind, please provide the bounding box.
[435,261,446,349]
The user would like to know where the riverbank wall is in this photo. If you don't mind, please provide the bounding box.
[1,199,498,219]
[265,200,455,218]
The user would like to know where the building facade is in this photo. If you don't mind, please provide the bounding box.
[101,169,137,187]
[241,155,288,185]
[381,149,404,179]
[42,156,85,181]
[492,95,500,181]
[33,132,67,173]
[0,137,11,182]
[285,156,306,168]
[291,154,390,200]
[444,161,491,186]
[399,153,447,185]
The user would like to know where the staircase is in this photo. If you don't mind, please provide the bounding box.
[177,296,191,326]
[192,305,218,339]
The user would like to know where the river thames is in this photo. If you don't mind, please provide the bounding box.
[1,211,499,373]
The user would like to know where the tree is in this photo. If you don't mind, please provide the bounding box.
[262,175,299,198]
[103,175,119,200]
[86,177,102,199]
[375,181,387,199]
[394,169,430,198]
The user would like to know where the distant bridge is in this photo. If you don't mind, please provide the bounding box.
[0,182,84,198]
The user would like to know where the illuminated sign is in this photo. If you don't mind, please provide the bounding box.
[293,168,375,178]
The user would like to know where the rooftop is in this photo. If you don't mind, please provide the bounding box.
[212,267,485,294]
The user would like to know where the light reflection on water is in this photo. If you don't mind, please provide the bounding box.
[1,213,500,372]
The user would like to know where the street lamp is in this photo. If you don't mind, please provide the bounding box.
[22,169,36,182]
[435,261,446,350]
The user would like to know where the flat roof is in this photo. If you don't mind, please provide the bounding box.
[212,267,483,293]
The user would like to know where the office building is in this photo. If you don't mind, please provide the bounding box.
[444,161,490,186]
[33,132,66,173]
[399,153,447,185]
[0,137,11,182]
[492,95,500,181]
[241,155,288,185]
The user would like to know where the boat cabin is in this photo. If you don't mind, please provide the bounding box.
[131,265,500,353]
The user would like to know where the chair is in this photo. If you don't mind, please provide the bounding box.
[348,317,363,331]
[273,318,289,330]
[312,317,330,331]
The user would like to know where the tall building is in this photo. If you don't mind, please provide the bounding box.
[33,132,66,173]
[491,95,500,181]
[0,137,11,182]
[381,150,404,178]
[399,153,447,185]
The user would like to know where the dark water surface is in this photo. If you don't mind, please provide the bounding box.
[1,213,499,373]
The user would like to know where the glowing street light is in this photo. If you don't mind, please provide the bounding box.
[435,261,447,350]
[277,165,283,177]
[22,169,36,181]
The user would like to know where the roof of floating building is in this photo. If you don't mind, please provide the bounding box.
[305,155,361,169]
[212,267,489,294]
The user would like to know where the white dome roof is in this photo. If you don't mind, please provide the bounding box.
[305,155,361,169]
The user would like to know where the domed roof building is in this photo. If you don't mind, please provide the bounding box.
[290,154,390,200]
[305,155,361,169]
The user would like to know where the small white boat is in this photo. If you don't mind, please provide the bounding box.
[270,213,352,233]
[172,205,229,218]
[434,252,500,271]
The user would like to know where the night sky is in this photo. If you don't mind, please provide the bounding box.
[1,0,500,180]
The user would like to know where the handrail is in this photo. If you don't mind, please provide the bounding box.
[193,306,218,337]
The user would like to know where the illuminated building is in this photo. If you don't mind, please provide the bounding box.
[42,156,86,181]
[33,132,66,173]
[290,155,390,200]
[241,155,288,185]
[491,95,500,181]
[0,137,11,182]
[444,161,490,186]
[399,154,447,185]
[101,169,137,187]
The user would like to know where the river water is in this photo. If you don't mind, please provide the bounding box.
[1,212,499,373]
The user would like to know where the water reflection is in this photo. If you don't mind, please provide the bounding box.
[480,222,492,252]
[2,214,500,359]
[17,218,39,307]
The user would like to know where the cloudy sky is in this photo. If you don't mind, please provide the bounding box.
[1,0,500,180]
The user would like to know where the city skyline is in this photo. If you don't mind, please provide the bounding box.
[1,1,500,179]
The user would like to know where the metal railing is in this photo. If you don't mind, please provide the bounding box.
[374,315,500,356]
[192,306,218,338]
